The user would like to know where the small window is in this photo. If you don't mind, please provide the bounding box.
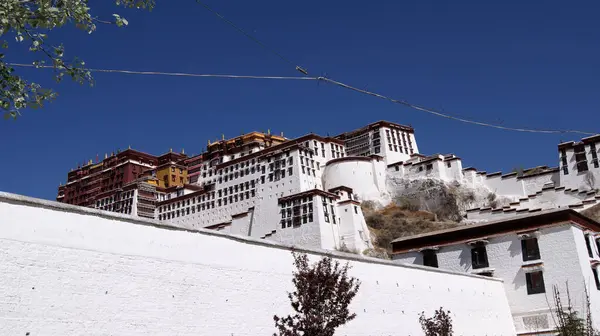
[586,234,593,258]
[447,162,451,168]
[526,271,546,295]
[593,267,600,290]
[471,243,489,269]
[426,164,433,171]
[422,250,438,268]
[521,238,541,261]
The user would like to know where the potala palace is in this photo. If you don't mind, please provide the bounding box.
[57,120,600,252]
[3,119,600,335]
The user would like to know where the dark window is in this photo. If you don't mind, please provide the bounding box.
[426,164,433,171]
[526,271,546,295]
[593,268,600,290]
[521,238,541,261]
[586,234,594,258]
[561,149,569,175]
[591,143,599,168]
[422,250,438,268]
[575,145,589,172]
[471,243,489,269]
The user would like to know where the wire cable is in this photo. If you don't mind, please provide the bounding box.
[318,77,596,135]
[194,0,597,135]
[7,63,316,81]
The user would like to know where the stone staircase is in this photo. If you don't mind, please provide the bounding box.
[466,185,599,221]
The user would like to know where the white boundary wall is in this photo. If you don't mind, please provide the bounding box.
[0,192,516,336]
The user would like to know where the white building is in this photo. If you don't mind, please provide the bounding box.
[156,131,382,252]
[392,208,600,335]
[558,134,600,191]
[382,134,600,222]
[335,120,419,164]
[76,119,600,251]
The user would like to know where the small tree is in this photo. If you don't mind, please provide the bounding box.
[551,283,598,336]
[419,308,454,336]
[0,0,154,119]
[273,252,361,336]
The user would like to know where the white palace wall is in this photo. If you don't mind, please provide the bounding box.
[0,192,516,336]
[322,157,388,202]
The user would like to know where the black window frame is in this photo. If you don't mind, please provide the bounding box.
[526,271,546,295]
[593,267,600,290]
[521,238,541,261]
[586,234,594,258]
[471,243,489,269]
[422,249,438,268]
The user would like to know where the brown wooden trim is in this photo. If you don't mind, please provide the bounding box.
[338,199,360,206]
[205,222,231,230]
[391,209,600,254]
[231,212,248,219]
[278,189,339,203]
[328,186,353,193]
[335,120,414,139]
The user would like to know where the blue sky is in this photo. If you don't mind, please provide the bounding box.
[1,0,599,200]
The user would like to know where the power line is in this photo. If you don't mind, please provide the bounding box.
[194,0,597,136]
[319,77,596,135]
[7,63,315,81]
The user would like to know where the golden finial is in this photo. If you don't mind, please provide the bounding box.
[267,129,271,135]
[128,145,131,149]
[222,134,225,140]
[169,148,172,153]
[181,148,185,154]
[208,139,211,145]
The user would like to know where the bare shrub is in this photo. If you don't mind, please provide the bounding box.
[364,204,459,250]
[486,192,498,208]
[365,212,386,230]
[419,308,454,336]
[423,190,461,222]
[360,200,377,212]
[273,252,361,336]
[362,247,390,259]
[394,195,421,211]
[551,283,598,336]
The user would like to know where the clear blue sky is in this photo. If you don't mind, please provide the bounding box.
[1,0,599,200]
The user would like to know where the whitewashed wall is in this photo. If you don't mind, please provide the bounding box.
[521,172,559,196]
[394,224,600,334]
[0,192,516,336]
[483,174,525,198]
[322,158,387,201]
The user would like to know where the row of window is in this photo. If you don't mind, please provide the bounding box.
[561,144,600,175]
[96,191,134,207]
[280,198,315,228]
[422,237,545,294]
